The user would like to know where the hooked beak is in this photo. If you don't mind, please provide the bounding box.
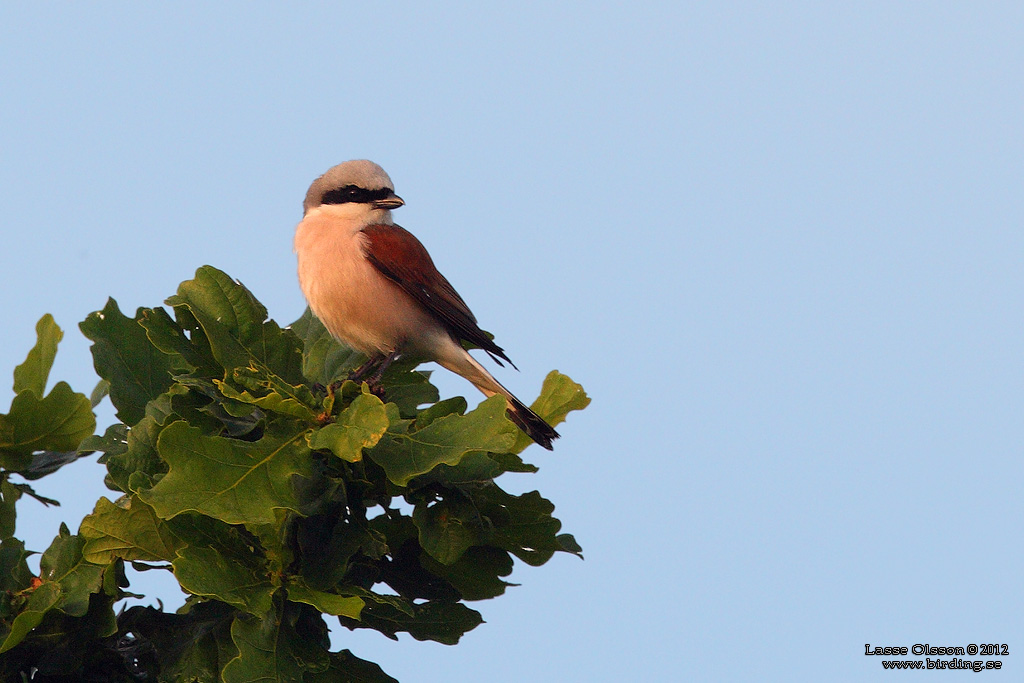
[372,193,404,210]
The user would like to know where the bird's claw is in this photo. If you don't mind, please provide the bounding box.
[364,379,387,399]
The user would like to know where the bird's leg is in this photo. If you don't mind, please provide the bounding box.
[364,348,403,398]
[348,353,386,383]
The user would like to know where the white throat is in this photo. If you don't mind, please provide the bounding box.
[308,203,395,231]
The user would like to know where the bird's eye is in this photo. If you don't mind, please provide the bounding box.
[322,186,367,205]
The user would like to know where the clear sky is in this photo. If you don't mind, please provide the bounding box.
[2,3,1023,681]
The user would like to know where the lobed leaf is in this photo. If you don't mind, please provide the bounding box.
[296,515,389,591]
[166,266,304,386]
[105,416,166,494]
[12,314,61,398]
[79,496,183,565]
[286,580,364,620]
[217,380,318,422]
[80,299,185,425]
[139,421,312,525]
[88,378,110,409]
[173,546,274,617]
[165,512,265,564]
[420,546,516,602]
[0,480,21,540]
[512,369,590,453]
[308,392,389,462]
[0,382,95,472]
[0,581,61,654]
[309,650,398,683]
[377,363,439,418]
[0,538,33,594]
[117,601,235,681]
[37,525,106,617]
[340,599,483,645]
[0,526,109,654]
[138,305,214,372]
[413,496,480,565]
[16,449,92,482]
[368,395,517,486]
[472,485,583,566]
[221,602,329,683]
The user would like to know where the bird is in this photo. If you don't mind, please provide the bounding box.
[293,160,559,449]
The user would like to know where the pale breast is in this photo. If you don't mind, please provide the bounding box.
[294,209,444,355]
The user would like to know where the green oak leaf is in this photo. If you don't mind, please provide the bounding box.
[340,599,483,645]
[139,420,312,525]
[174,374,253,417]
[413,496,480,565]
[105,416,166,494]
[556,533,584,555]
[0,538,33,595]
[12,314,61,398]
[414,396,467,429]
[0,382,95,472]
[216,379,318,421]
[231,363,320,410]
[0,524,113,653]
[138,304,218,374]
[89,378,110,408]
[377,361,440,418]
[0,578,118,669]
[489,450,539,474]
[287,579,364,619]
[0,479,21,540]
[308,392,389,462]
[420,546,516,601]
[333,587,415,616]
[171,375,266,438]
[296,513,390,590]
[143,382,188,425]
[309,650,398,683]
[0,581,61,654]
[368,395,517,486]
[173,546,274,616]
[80,299,186,425]
[248,509,294,573]
[154,625,222,682]
[512,370,590,452]
[153,380,240,434]
[37,524,106,617]
[409,451,506,486]
[117,601,235,682]
[16,450,90,482]
[222,602,330,683]
[165,512,264,563]
[472,485,583,566]
[79,496,183,564]
[166,266,304,385]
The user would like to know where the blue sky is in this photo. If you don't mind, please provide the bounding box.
[2,3,1022,681]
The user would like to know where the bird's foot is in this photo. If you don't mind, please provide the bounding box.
[348,354,384,383]
[364,378,387,399]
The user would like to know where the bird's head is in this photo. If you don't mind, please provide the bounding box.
[303,160,405,216]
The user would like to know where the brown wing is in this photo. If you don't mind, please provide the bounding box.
[361,223,515,368]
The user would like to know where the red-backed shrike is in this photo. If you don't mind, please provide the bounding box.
[294,160,558,449]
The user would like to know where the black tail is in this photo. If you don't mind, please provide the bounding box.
[507,395,559,450]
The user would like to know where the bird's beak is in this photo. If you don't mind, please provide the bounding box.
[372,194,404,210]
